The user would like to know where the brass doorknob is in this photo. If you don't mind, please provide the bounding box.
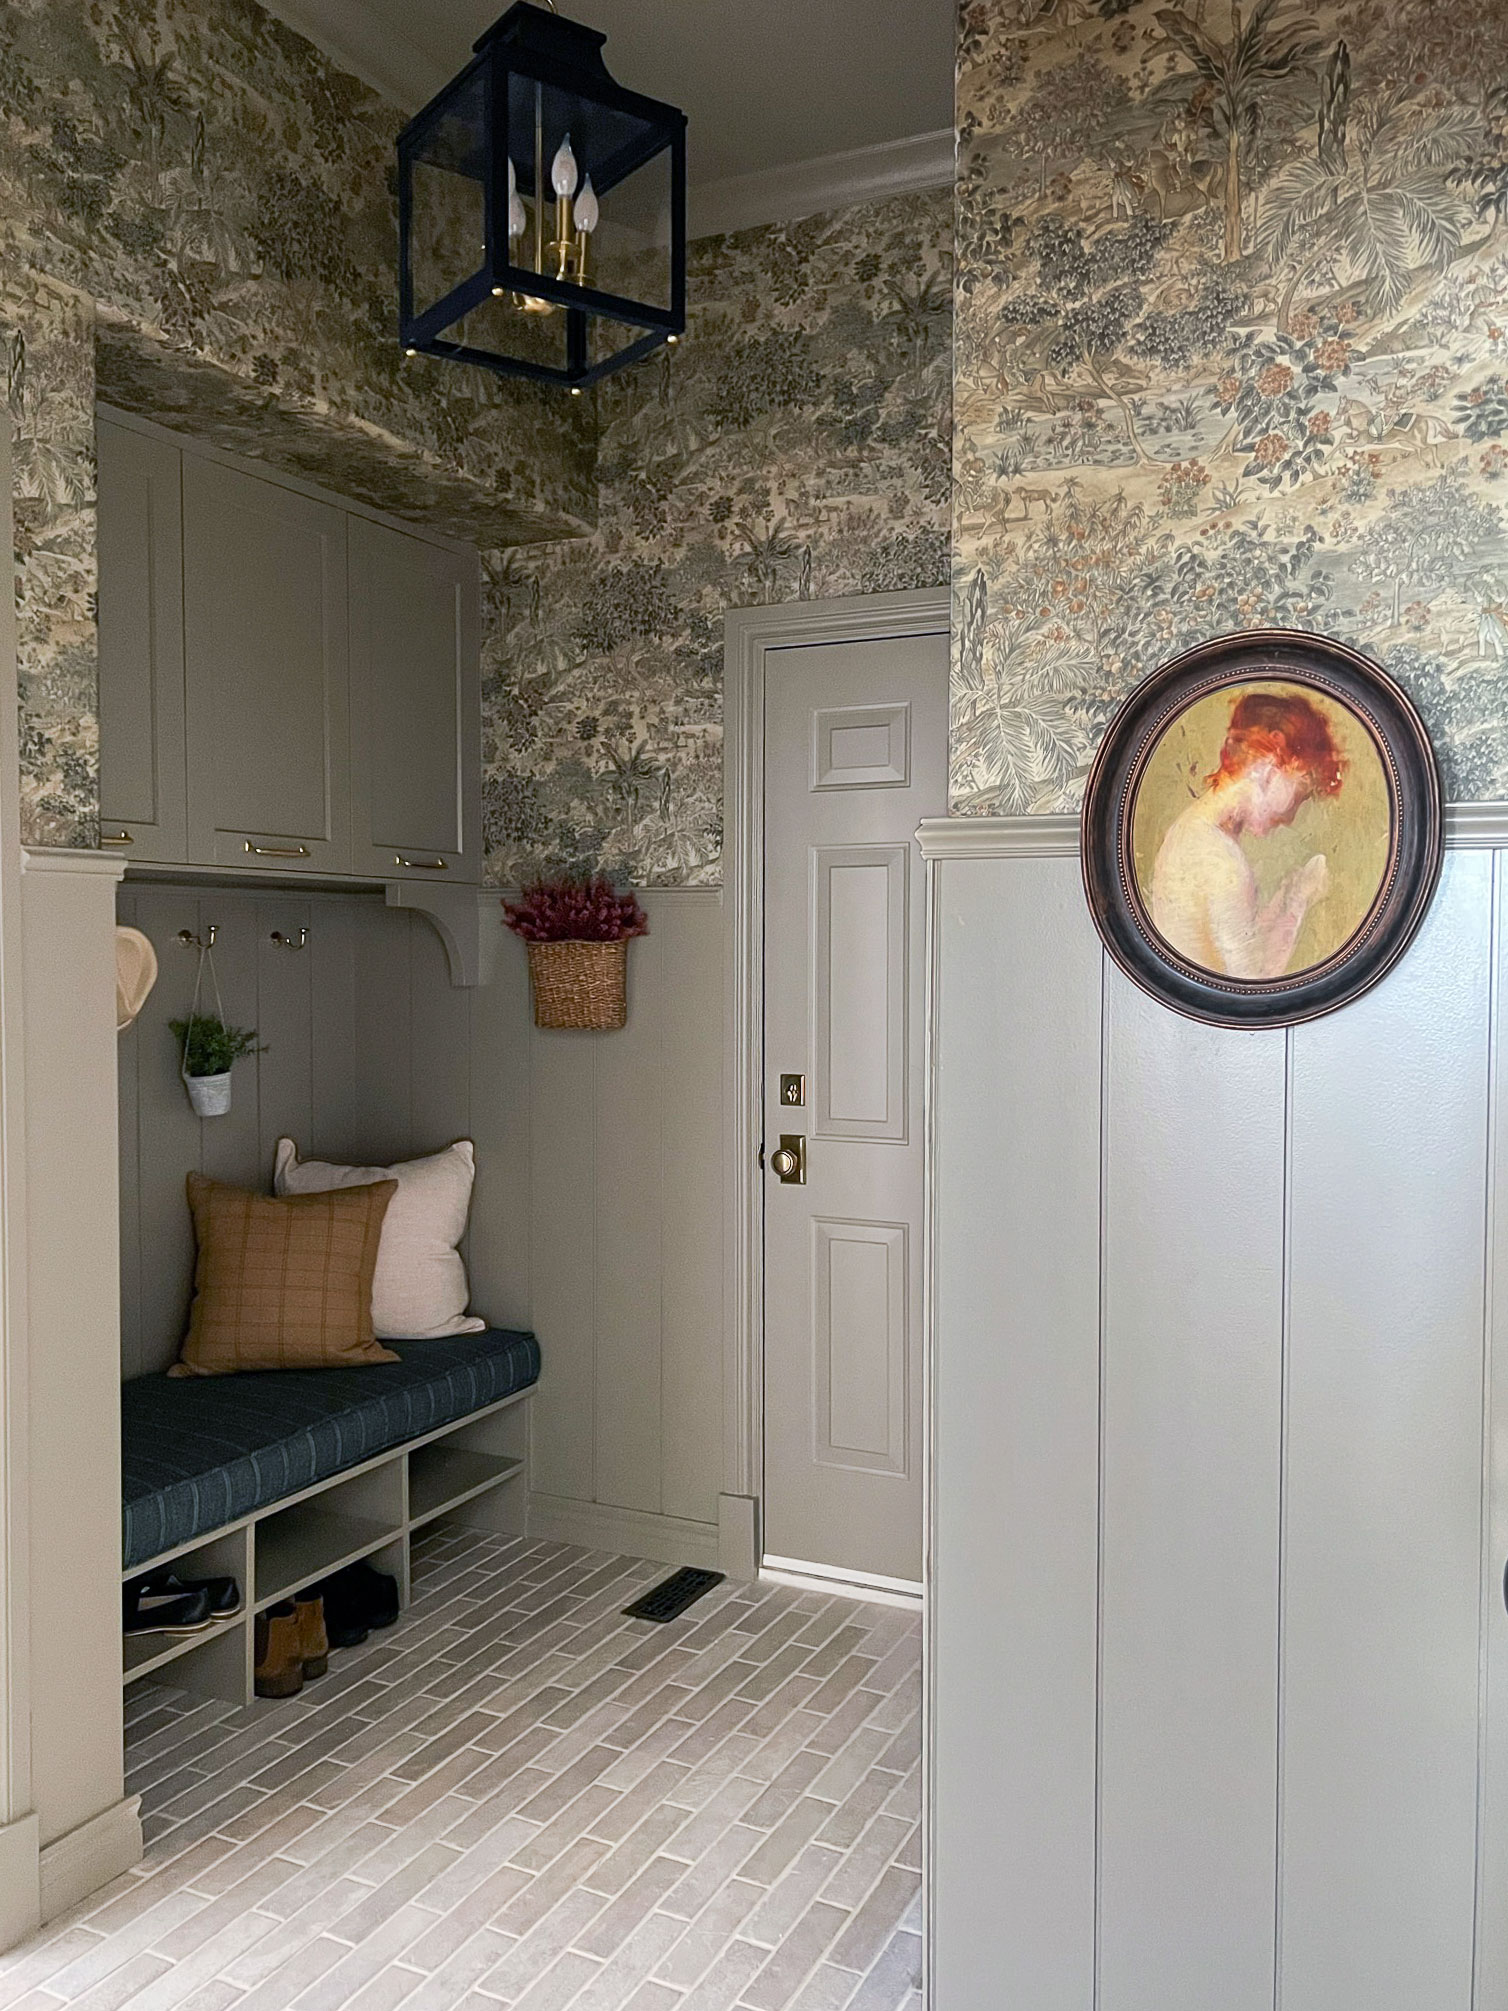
[771,1147,798,1177]
[770,1135,806,1184]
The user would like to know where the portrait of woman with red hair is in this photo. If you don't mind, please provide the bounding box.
[1148,688,1348,978]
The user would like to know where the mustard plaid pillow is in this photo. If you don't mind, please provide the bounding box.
[171,1173,400,1377]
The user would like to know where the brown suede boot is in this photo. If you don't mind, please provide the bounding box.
[254,1601,304,1698]
[295,1594,329,1679]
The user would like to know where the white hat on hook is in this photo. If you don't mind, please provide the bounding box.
[115,925,159,1033]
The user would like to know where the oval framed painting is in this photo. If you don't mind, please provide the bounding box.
[1081,631,1443,1029]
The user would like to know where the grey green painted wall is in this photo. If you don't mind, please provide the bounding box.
[482,191,954,887]
[0,0,592,846]
[952,0,1508,815]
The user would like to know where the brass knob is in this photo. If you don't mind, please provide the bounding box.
[770,1147,799,1178]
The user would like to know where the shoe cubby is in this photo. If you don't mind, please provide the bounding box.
[252,1460,405,1610]
[410,1394,528,1538]
[123,1386,533,1708]
[121,1525,252,1699]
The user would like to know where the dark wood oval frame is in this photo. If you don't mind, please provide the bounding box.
[1080,630,1443,1029]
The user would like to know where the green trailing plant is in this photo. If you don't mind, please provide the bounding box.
[169,1013,263,1078]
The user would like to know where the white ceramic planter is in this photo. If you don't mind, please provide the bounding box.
[184,1071,232,1118]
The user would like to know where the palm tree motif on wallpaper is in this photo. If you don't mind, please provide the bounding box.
[1155,0,1326,263]
[1259,86,1487,325]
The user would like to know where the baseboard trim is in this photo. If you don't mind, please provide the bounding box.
[525,1493,721,1570]
[38,1796,142,1922]
[0,1811,40,1952]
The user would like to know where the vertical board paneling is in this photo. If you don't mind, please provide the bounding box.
[131,887,209,1373]
[467,931,532,1335]
[1479,852,1508,2011]
[196,893,262,1193]
[350,904,414,1163]
[931,854,1101,2011]
[529,1029,597,1503]
[407,910,472,1152]
[593,922,666,1516]
[307,898,360,1159]
[115,887,144,1380]
[1097,977,1284,2011]
[1281,850,1492,2011]
[657,894,724,1527]
[254,898,314,1186]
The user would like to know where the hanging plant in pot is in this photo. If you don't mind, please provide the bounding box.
[503,878,649,1031]
[169,1014,262,1117]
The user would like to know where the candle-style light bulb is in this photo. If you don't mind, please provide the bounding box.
[507,156,527,238]
[575,176,599,234]
[551,135,578,199]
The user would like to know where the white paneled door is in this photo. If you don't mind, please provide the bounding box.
[762,630,948,1584]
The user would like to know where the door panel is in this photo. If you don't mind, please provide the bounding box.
[183,457,350,873]
[97,419,186,862]
[814,846,907,1140]
[762,628,947,1583]
[813,1217,908,1474]
[348,517,480,880]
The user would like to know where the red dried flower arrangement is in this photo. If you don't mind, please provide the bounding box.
[501,876,650,944]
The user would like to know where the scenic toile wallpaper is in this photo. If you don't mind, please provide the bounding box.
[953,0,1508,815]
[482,190,952,887]
[0,0,590,845]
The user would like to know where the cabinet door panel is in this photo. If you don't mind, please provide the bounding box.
[97,419,186,862]
[183,458,350,873]
[349,518,479,881]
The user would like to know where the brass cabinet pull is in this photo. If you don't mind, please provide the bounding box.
[395,855,448,870]
[100,830,134,846]
[244,840,311,859]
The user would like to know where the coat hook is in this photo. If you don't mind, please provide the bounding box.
[177,924,218,949]
[269,928,308,951]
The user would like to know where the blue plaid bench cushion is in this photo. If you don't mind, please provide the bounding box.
[122,1328,540,1570]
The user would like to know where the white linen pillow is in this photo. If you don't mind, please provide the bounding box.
[273,1137,487,1341]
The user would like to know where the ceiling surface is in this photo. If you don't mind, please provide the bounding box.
[266,0,956,188]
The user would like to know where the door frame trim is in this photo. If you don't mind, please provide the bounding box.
[720,587,951,1573]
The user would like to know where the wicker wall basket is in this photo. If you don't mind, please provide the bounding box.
[526,938,629,1031]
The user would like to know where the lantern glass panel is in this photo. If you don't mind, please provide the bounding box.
[589,143,673,315]
[502,71,672,310]
[405,70,487,320]
[452,289,573,374]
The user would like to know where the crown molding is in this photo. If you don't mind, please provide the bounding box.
[690,129,954,240]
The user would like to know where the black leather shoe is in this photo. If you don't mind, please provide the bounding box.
[309,1561,400,1647]
[141,1569,242,1618]
[124,1581,215,1636]
[347,1561,400,1629]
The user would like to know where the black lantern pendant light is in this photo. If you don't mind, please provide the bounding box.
[397,2,687,390]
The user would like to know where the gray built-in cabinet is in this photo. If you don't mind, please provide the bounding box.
[97,412,481,884]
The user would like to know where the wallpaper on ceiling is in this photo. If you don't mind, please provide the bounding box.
[481,190,953,888]
[0,0,591,538]
[952,0,1508,815]
[0,0,591,847]
[4,270,98,848]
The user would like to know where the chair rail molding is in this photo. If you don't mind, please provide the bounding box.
[721,585,949,1577]
[918,802,1508,860]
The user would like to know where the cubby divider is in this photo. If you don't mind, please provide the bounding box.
[122,1385,531,1706]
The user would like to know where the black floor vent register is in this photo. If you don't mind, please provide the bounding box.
[624,1566,725,1623]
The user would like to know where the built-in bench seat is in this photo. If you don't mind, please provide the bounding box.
[123,1328,540,1569]
[120,1328,540,1704]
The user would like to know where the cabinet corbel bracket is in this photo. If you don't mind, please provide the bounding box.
[384,882,500,989]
